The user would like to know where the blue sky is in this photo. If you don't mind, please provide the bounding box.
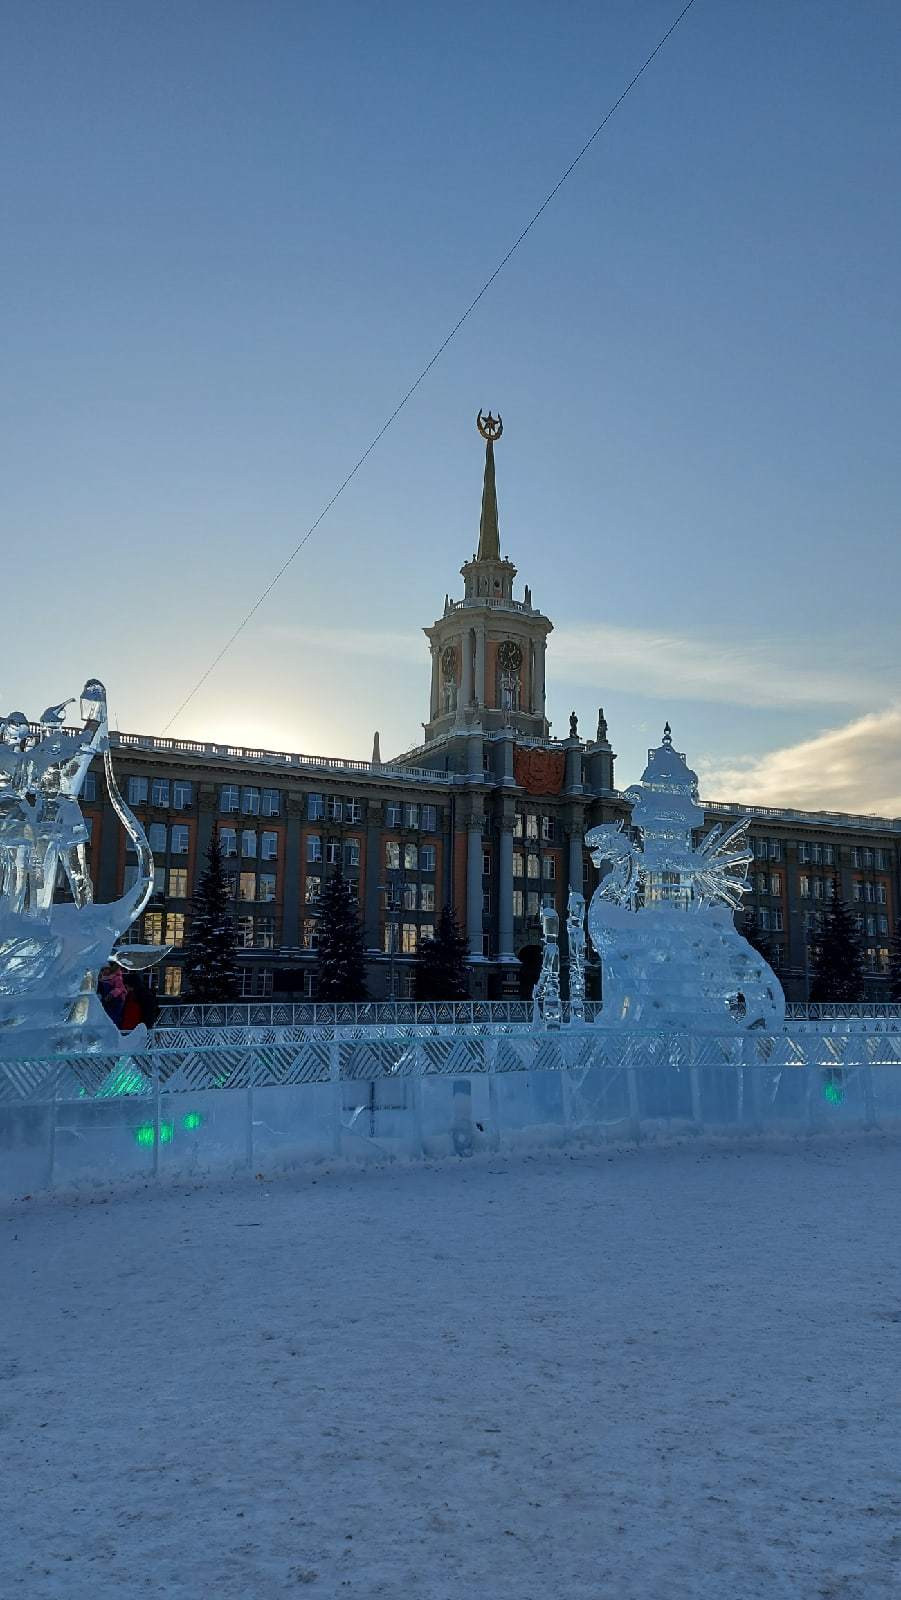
[3,1,899,809]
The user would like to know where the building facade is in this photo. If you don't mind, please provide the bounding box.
[80,419,900,1003]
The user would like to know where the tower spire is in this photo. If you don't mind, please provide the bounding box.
[476,410,502,561]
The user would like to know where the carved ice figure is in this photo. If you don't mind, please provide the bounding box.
[532,896,562,1027]
[0,681,160,1055]
[566,890,587,1021]
[586,724,784,1031]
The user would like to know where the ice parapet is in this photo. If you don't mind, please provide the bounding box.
[0,682,158,1054]
[586,725,784,1032]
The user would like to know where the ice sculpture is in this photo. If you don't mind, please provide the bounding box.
[532,897,562,1026]
[566,890,587,1021]
[586,724,784,1031]
[0,681,159,1054]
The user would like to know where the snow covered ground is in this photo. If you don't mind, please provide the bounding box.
[4,1134,901,1599]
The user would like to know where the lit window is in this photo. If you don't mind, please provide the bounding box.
[344,838,360,868]
[401,923,418,954]
[403,842,418,871]
[420,845,436,872]
[303,919,319,950]
[261,831,278,861]
[526,815,539,840]
[513,852,524,878]
[148,823,167,853]
[421,805,437,832]
[878,946,890,972]
[241,830,257,859]
[220,828,237,857]
[171,825,189,855]
[527,856,540,880]
[513,890,524,918]
[163,966,182,997]
[165,912,185,947]
[237,916,254,949]
[83,773,97,802]
[241,788,260,815]
[128,777,148,806]
[305,876,321,903]
[799,876,810,898]
[239,872,256,900]
[173,780,192,809]
[421,884,435,912]
[327,796,343,822]
[307,794,324,821]
[513,815,524,839]
[144,911,164,944]
[325,840,339,865]
[385,803,402,828]
[168,868,188,898]
[258,874,277,903]
[404,804,419,829]
[220,785,239,813]
[385,841,400,870]
[151,778,170,808]
[307,835,322,864]
[403,883,417,911]
[262,789,280,817]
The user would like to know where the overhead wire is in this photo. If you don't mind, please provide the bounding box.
[164,0,698,732]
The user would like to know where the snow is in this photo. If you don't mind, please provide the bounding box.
[4,1134,901,1599]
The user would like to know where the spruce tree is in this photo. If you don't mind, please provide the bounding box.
[809,883,865,1003]
[415,905,470,1001]
[888,925,901,1004]
[315,870,368,1001]
[183,828,238,1001]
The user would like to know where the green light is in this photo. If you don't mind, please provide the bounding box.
[134,1123,155,1147]
[182,1111,203,1131]
[823,1081,844,1105]
[159,1121,174,1144]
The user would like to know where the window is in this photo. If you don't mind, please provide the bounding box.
[220,785,239,813]
[543,855,556,880]
[877,883,887,905]
[513,890,524,918]
[811,843,821,865]
[385,803,402,828]
[152,864,165,896]
[326,796,343,822]
[241,829,257,859]
[879,915,889,935]
[307,835,322,863]
[771,945,784,969]
[239,872,256,900]
[527,892,540,917]
[128,777,148,805]
[769,841,781,862]
[513,815,524,839]
[151,778,170,808]
[403,883,417,911]
[236,916,255,949]
[385,841,400,870]
[421,884,435,912]
[165,912,185,947]
[241,787,260,815]
[526,814,539,840]
[800,876,810,898]
[865,882,876,903]
[144,911,164,944]
[239,967,273,998]
[813,879,824,900]
[163,967,182,997]
[220,827,237,857]
[875,849,888,870]
[756,873,767,895]
[854,914,864,934]
[383,923,398,955]
[772,907,784,932]
[307,793,324,821]
[853,880,863,901]
[866,915,876,937]
[404,842,418,870]
[403,803,419,829]
[223,871,238,900]
[758,908,770,931]
[305,875,321,903]
[171,825,189,855]
[527,856,540,880]
[123,864,140,893]
[482,891,491,913]
[261,831,278,861]
[303,919,319,950]
[420,923,434,944]
[325,840,340,866]
[173,780,193,809]
[168,868,188,898]
[824,845,834,866]
[421,805,437,832]
[255,918,276,951]
[83,773,97,802]
[541,816,555,842]
[262,789,280,817]
[148,822,167,853]
[401,923,418,955]
[482,933,491,959]
[512,852,524,878]
[420,844,436,872]
[258,874,277,903]
[864,848,874,868]
[347,798,363,824]
[345,838,360,868]
[877,947,890,972]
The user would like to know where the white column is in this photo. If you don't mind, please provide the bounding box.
[535,638,546,716]
[467,817,485,960]
[462,629,474,707]
[498,821,516,961]
[474,627,486,708]
[429,645,439,719]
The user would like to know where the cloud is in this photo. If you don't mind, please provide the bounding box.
[697,706,901,817]
[551,624,888,711]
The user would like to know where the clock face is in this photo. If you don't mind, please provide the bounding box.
[441,645,457,676]
[498,640,522,672]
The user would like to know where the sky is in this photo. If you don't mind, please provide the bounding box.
[2,1,899,812]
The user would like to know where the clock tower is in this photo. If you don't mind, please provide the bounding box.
[423,412,554,743]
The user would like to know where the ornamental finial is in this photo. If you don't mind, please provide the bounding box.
[476,410,503,443]
[662,721,672,746]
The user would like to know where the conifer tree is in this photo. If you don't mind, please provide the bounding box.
[809,883,865,1003]
[888,925,901,1004]
[183,828,238,1001]
[315,870,368,1001]
[415,905,470,1001]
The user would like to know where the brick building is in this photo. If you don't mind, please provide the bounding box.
[81,421,900,1002]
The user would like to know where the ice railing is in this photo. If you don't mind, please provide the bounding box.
[153,999,901,1030]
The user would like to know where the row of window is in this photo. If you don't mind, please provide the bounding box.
[136,823,190,855]
[308,795,365,823]
[853,881,888,904]
[514,815,556,841]
[220,786,281,816]
[754,908,784,932]
[754,838,893,870]
[856,914,891,937]
[799,877,833,899]
[753,874,783,896]
[512,852,556,881]
[307,837,361,867]
[221,828,279,860]
[384,842,437,872]
[225,872,278,903]
[127,777,194,809]
[384,803,439,832]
